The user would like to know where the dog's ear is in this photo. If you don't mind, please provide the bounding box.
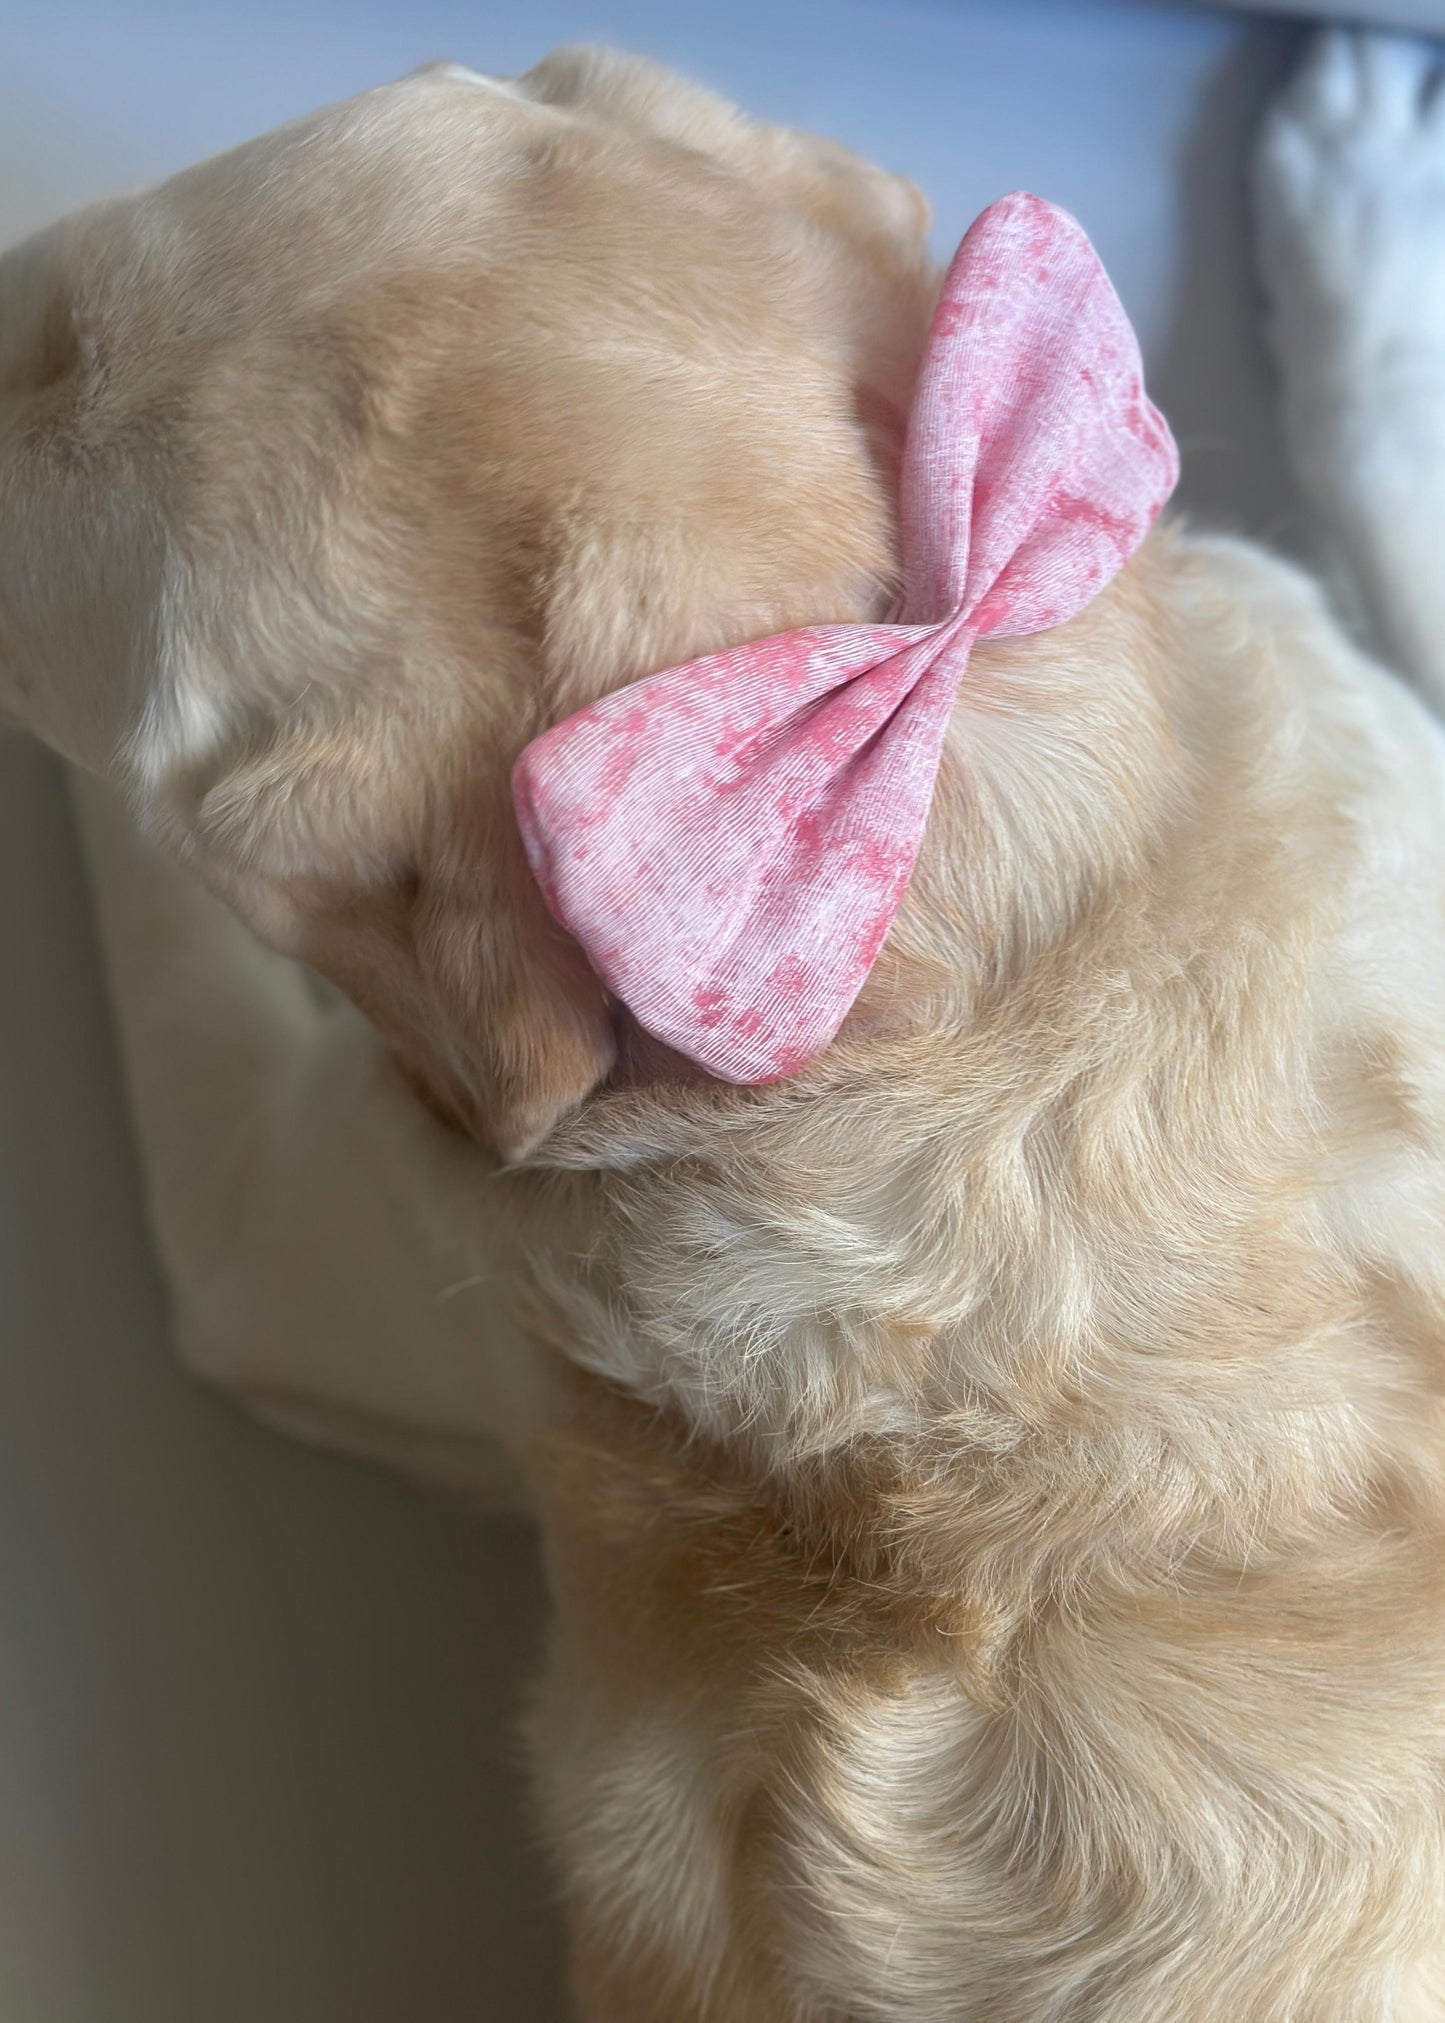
[165,695,618,1165]
[147,364,904,1163]
[404,771,619,1161]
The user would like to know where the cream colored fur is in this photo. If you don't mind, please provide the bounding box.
[6,36,1445,2020]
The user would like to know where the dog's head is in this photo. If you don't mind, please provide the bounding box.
[0,50,936,1155]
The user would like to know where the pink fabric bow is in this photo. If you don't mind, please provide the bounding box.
[513,191,1178,1083]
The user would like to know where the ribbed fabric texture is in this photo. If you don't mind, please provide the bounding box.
[512,192,1179,1082]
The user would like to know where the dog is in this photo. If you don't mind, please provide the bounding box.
[6,31,1445,2019]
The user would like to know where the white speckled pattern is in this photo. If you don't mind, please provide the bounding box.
[516,196,1175,1081]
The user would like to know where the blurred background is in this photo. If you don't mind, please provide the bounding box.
[0,1,1433,2018]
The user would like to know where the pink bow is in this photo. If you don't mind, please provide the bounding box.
[513,191,1178,1083]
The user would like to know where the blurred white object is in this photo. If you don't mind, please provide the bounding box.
[1256,27,1445,709]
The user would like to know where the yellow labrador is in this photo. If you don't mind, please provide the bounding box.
[7,36,1445,2020]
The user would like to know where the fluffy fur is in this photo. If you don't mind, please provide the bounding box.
[6,35,1445,2019]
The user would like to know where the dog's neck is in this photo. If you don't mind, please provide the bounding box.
[511,533,1444,1655]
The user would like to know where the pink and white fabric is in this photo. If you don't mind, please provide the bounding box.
[513,191,1178,1083]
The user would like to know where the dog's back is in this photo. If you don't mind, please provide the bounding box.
[5,44,1445,2021]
